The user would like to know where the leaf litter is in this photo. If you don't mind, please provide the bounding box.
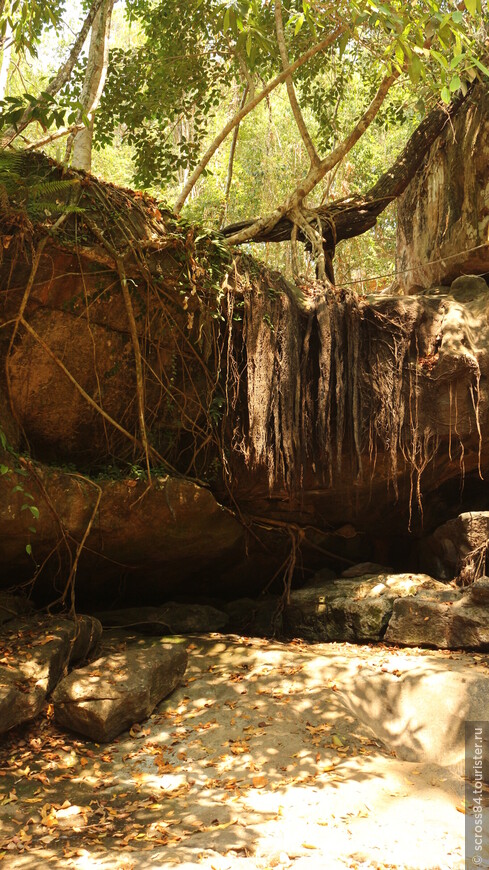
[0,632,478,868]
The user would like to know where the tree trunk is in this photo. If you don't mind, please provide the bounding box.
[69,0,114,171]
[0,19,12,102]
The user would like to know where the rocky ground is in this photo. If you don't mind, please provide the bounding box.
[1,632,489,870]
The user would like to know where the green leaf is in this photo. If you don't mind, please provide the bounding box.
[473,57,489,78]
[338,32,349,57]
[441,85,451,104]
[29,505,39,519]
[464,0,477,16]
[25,543,32,556]
[395,42,404,66]
[449,74,461,92]
[452,10,464,23]
[246,32,252,56]
[450,52,464,69]
[295,14,304,35]
[408,55,423,84]
[431,48,448,70]
[0,464,9,475]
[222,8,230,31]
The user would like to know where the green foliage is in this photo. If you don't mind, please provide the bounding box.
[0,91,89,136]
[0,151,81,219]
[0,0,65,58]
[3,0,489,288]
[93,0,488,191]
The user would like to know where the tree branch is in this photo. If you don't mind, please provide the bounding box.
[274,0,320,167]
[225,69,398,245]
[23,121,84,151]
[173,24,346,214]
[219,84,249,228]
[222,84,473,249]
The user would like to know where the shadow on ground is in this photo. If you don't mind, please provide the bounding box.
[0,632,487,869]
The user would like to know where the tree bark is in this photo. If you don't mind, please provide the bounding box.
[0,18,12,102]
[274,0,320,167]
[219,85,249,228]
[68,0,114,171]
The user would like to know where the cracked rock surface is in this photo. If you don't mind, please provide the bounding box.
[52,639,188,742]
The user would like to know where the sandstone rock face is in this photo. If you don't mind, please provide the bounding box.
[385,594,489,649]
[52,641,188,742]
[95,603,229,634]
[0,613,102,733]
[4,152,489,600]
[420,511,489,580]
[0,463,246,601]
[397,82,489,291]
[336,654,489,778]
[283,574,448,643]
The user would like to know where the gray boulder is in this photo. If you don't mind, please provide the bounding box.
[385,593,489,649]
[0,614,102,733]
[284,574,448,643]
[52,640,188,742]
[465,575,489,605]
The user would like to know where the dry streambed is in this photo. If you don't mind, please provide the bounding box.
[1,633,489,869]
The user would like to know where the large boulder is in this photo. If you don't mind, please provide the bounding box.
[397,82,489,291]
[0,463,246,602]
[420,511,489,580]
[52,640,188,742]
[283,573,450,643]
[385,591,489,649]
[0,613,102,733]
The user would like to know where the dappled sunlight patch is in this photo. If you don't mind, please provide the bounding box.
[0,634,475,868]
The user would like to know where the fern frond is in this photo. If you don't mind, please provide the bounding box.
[0,152,27,177]
[30,179,80,200]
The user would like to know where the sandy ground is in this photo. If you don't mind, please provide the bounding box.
[1,633,489,869]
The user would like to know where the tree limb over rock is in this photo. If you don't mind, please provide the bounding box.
[221,87,473,256]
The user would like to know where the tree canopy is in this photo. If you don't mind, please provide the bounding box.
[0,0,487,281]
